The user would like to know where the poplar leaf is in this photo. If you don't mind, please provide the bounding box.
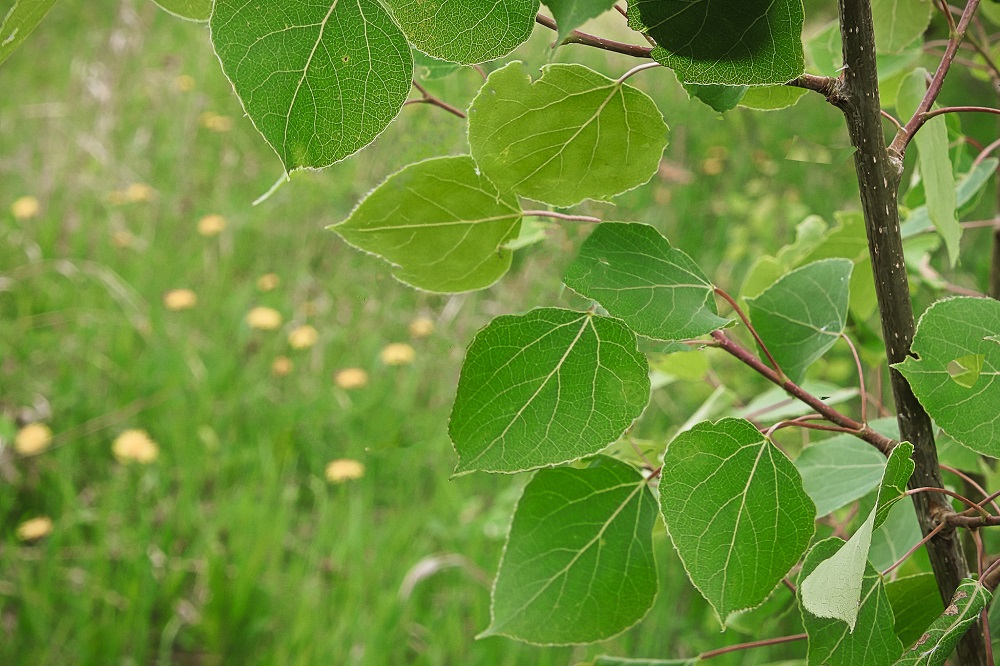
[885,573,945,648]
[794,435,887,517]
[450,308,650,474]
[545,0,618,42]
[468,62,669,207]
[332,156,522,293]
[563,222,731,341]
[894,579,991,665]
[738,85,808,111]
[485,457,658,643]
[0,0,59,66]
[895,297,1000,457]
[683,83,747,113]
[150,0,210,21]
[626,0,805,85]
[210,0,412,171]
[872,0,933,53]
[659,418,815,625]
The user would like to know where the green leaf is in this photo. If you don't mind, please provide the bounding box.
[800,443,914,630]
[150,0,210,21]
[738,85,808,111]
[869,500,923,573]
[683,83,747,113]
[545,0,618,42]
[794,435,887,517]
[450,308,650,474]
[872,0,933,53]
[799,538,904,666]
[331,156,521,293]
[895,69,960,265]
[734,380,858,422]
[894,578,991,665]
[895,297,1000,457]
[468,63,669,207]
[746,258,853,382]
[0,0,60,66]
[626,0,805,86]
[659,417,815,625]
[485,457,658,644]
[382,0,539,64]
[210,0,412,171]
[885,573,945,648]
[413,50,463,80]
[563,222,731,340]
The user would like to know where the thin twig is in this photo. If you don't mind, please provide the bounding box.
[882,521,948,576]
[940,464,1000,516]
[699,634,807,660]
[922,105,1000,121]
[535,13,653,58]
[841,333,868,424]
[906,486,992,516]
[714,288,786,380]
[881,109,905,131]
[406,81,466,119]
[973,137,1000,167]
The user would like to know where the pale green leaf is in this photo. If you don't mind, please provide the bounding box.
[485,457,657,644]
[383,0,539,64]
[0,0,59,66]
[895,69,960,265]
[151,0,210,21]
[872,0,933,53]
[895,297,1000,457]
[886,573,945,647]
[738,85,808,111]
[331,156,521,293]
[794,435,887,517]
[894,578,991,665]
[545,0,618,42]
[468,63,669,207]
[626,0,805,86]
[210,0,412,171]
[413,50,463,80]
[869,500,923,573]
[799,538,904,666]
[683,83,747,113]
[800,443,914,629]
[734,380,858,421]
[563,222,731,340]
[747,258,853,382]
[659,418,815,625]
[740,215,831,299]
[450,308,650,474]
[901,158,998,239]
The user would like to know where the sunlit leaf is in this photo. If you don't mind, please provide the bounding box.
[450,308,650,474]
[485,457,658,643]
[468,62,669,207]
[627,0,805,85]
[659,418,815,625]
[563,222,731,340]
[0,0,60,66]
[383,0,539,64]
[894,579,991,665]
[332,156,521,293]
[211,0,412,171]
[151,0,210,21]
[896,297,1000,457]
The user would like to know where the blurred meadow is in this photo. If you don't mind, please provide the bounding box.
[3,2,998,665]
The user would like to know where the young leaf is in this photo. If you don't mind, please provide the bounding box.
[746,258,853,381]
[0,0,60,66]
[485,457,658,644]
[545,0,618,42]
[210,0,412,171]
[382,0,539,64]
[563,222,731,341]
[799,538,904,666]
[895,297,1000,457]
[871,0,933,54]
[800,443,914,630]
[468,63,669,207]
[331,156,522,293]
[151,0,211,21]
[895,69,960,265]
[894,578,991,665]
[450,308,650,474]
[885,573,945,648]
[794,435,887,517]
[626,0,805,86]
[659,418,815,625]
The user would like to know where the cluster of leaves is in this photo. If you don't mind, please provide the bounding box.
[7,0,1000,663]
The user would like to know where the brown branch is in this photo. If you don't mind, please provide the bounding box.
[940,463,1000,515]
[922,105,1000,121]
[535,13,653,58]
[882,521,949,576]
[714,288,786,379]
[405,81,466,119]
[699,633,807,660]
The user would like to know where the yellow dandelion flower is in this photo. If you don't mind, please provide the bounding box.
[174,74,195,92]
[125,183,155,203]
[16,516,53,542]
[272,356,294,376]
[334,367,369,389]
[257,273,280,291]
[408,316,435,338]
[246,306,283,331]
[380,342,415,366]
[325,458,365,483]
[163,288,197,311]
[11,196,40,220]
[288,324,319,349]
[15,423,53,456]
[112,429,159,464]
[197,214,226,237]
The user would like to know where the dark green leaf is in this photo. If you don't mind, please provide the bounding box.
[894,578,991,665]
[545,0,618,42]
[886,573,945,648]
[683,83,747,113]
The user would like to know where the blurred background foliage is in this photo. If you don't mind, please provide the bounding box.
[2,1,999,664]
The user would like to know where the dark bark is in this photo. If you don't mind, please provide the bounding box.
[836,0,986,663]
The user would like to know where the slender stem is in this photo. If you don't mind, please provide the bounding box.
[972,137,1000,167]
[881,109,905,131]
[714,288,786,379]
[617,61,661,83]
[941,464,1000,515]
[765,418,859,438]
[906,487,992,516]
[782,578,797,594]
[841,333,868,424]
[882,521,948,576]
[406,81,466,119]
[699,634,807,660]
[960,218,1000,229]
[521,210,601,223]
[946,513,1000,527]
[922,105,1000,121]
[535,13,653,58]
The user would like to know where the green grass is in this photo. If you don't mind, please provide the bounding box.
[4,2,996,665]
